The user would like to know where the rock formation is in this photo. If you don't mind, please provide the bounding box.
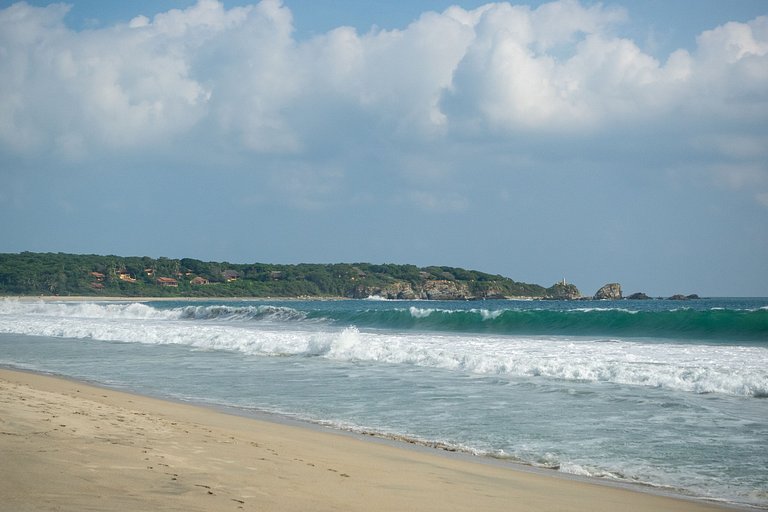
[352,282,418,300]
[626,292,651,300]
[594,283,622,300]
[422,280,471,300]
[545,282,581,300]
[668,294,700,300]
[352,280,471,300]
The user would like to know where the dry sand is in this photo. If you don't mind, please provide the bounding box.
[0,368,741,512]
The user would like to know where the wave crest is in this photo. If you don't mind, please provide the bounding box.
[2,299,766,397]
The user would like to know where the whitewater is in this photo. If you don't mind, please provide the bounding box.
[1,297,767,508]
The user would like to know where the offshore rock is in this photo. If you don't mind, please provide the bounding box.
[668,294,699,300]
[627,292,651,300]
[594,283,622,300]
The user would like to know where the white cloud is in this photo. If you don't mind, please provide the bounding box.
[442,1,640,130]
[443,5,764,132]
[696,17,768,64]
[0,1,212,155]
[298,8,474,139]
[0,0,765,193]
[686,16,768,121]
[530,0,626,50]
[192,0,303,152]
[128,15,150,29]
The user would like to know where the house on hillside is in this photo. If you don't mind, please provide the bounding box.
[156,277,178,287]
[190,276,209,285]
[117,270,137,283]
[222,270,239,282]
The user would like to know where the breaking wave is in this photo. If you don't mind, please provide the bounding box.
[3,300,765,341]
[323,305,768,342]
[1,299,766,398]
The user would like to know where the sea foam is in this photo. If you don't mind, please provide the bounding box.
[1,300,765,397]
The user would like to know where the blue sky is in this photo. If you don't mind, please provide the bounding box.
[1,1,766,296]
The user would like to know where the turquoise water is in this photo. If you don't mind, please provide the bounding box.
[1,297,767,507]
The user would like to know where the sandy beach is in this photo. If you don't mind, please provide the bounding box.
[0,368,743,512]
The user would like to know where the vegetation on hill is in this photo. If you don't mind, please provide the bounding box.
[0,252,572,299]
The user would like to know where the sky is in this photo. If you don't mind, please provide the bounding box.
[1,1,767,297]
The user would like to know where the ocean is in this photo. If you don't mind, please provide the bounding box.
[1,297,766,508]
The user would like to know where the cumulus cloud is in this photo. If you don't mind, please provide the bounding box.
[443,8,766,133]
[299,8,475,138]
[0,0,765,202]
[0,1,217,158]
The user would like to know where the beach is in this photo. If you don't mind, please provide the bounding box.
[0,368,741,512]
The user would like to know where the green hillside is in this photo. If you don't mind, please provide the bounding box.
[0,252,576,299]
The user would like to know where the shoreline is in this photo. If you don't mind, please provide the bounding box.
[0,367,749,512]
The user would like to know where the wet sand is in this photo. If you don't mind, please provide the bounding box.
[0,368,741,512]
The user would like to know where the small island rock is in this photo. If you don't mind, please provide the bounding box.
[594,283,622,300]
[668,294,700,300]
[627,292,651,300]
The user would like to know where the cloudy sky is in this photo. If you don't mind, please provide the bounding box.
[1,0,766,297]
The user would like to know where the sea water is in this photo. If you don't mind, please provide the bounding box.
[1,297,766,508]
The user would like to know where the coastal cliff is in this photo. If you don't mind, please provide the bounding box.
[350,279,522,300]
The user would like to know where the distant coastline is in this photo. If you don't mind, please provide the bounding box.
[2,295,353,302]
[0,252,702,301]
[0,251,567,300]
